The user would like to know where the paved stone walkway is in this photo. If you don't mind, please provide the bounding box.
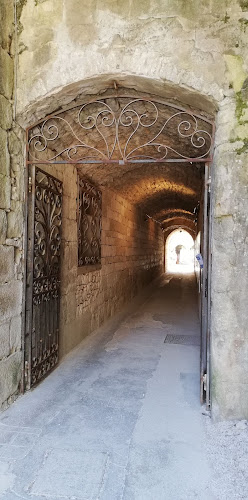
[0,274,245,500]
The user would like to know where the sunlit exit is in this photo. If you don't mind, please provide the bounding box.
[165,228,195,274]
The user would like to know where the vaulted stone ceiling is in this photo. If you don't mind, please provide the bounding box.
[77,161,203,232]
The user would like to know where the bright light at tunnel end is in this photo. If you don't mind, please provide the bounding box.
[165,229,195,274]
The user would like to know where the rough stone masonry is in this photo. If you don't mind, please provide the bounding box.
[0,0,248,420]
[0,1,23,409]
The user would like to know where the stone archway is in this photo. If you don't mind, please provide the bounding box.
[25,87,214,241]
[1,0,247,421]
[23,84,214,407]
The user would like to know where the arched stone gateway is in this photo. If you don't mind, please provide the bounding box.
[26,89,214,231]
[1,0,248,421]
[24,87,213,409]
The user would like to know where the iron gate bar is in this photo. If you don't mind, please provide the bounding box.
[26,94,214,165]
[26,158,212,164]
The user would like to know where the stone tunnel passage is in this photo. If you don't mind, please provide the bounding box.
[36,158,205,360]
[0,274,213,499]
[25,90,207,386]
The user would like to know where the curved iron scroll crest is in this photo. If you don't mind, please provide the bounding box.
[28,96,214,163]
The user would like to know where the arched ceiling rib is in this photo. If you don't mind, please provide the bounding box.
[164,226,196,239]
[153,208,194,220]
[162,217,196,237]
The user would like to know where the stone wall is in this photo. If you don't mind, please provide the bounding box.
[0,0,248,419]
[211,92,248,419]
[0,1,24,409]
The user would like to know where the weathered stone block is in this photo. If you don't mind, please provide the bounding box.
[63,216,77,242]
[10,155,21,173]
[0,280,22,323]
[0,95,12,130]
[0,209,7,243]
[0,244,14,282]
[0,1,14,51]
[10,315,22,352]
[11,166,24,204]
[0,127,10,177]
[0,321,10,360]
[0,48,14,100]
[8,131,22,156]
[7,202,23,238]
[0,173,11,209]
[0,351,22,406]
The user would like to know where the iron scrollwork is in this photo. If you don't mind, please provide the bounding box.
[77,177,102,266]
[31,168,62,386]
[28,96,213,163]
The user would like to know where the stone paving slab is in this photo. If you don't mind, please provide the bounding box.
[0,274,247,499]
[31,449,109,499]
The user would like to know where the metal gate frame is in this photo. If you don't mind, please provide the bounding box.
[24,92,215,405]
[24,166,63,389]
[200,163,212,408]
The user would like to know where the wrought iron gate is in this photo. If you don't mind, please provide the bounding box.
[24,166,62,389]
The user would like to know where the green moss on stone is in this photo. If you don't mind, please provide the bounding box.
[230,135,248,154]
[235,90,248,123]
[239,0,248,11]
[236,138,248,154]
[224,54,246,93]
[16,0,28,36]
[34,0,47,5]
[16,0,27,21]
[239,17,248,31]
[230,83,248,154]
[223,12,230,23]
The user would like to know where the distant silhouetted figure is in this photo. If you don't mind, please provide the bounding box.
[175,244,183,264]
